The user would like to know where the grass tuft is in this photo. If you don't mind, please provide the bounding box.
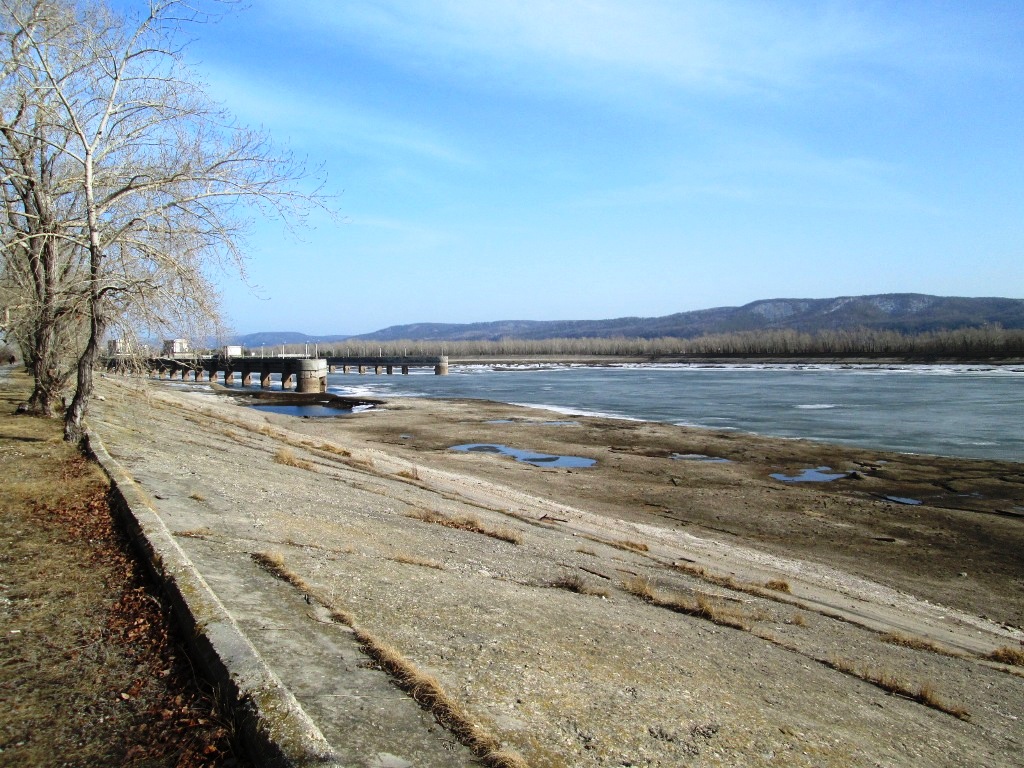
[273,447,315,471]
[621,575,657,601]
[392,552,444,570]
[175,527,214,539]
[986,646,1024,666]
[622,576,749,630]
[405,508,521,544]
[550,573,610,598]
[825,656,970,720]
[613,539,649,553]
[880,632,955,656]
[764,579,791,593]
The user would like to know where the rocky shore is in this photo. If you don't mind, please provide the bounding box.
[90,375,1024,767]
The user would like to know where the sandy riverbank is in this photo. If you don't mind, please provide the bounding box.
[90,376,1024,767]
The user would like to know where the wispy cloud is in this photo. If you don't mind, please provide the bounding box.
[196,63,475,166]
[277,0,919,99]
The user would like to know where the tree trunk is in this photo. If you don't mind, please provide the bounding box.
[63,296,102,443]
[65,184,104,444]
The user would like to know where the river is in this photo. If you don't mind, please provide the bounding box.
[326,363,1024,462]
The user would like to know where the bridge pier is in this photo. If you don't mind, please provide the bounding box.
[296,358,327,393]
[261,367,272,389]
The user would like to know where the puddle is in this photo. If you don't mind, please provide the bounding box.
[884,496,923,505]
[670,453,731,463]
[451,443,596,468]
[250,404,355,418]
[771,466,847,483]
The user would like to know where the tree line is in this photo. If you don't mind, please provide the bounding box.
[296,326,1024,361]
[0,0,318,440]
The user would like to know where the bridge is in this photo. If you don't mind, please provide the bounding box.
[114,354,449,393]
[325,356,448,376]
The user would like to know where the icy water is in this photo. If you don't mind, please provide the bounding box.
[325,363,1024,462]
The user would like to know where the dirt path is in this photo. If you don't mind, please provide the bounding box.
[90,376,1024,767]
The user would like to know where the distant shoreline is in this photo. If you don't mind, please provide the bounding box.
[447,354,1024,366]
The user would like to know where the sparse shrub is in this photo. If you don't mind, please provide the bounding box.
[764,579,791,593]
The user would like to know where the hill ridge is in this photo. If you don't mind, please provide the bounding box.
[236,293,1024,345]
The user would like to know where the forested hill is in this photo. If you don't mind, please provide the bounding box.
[343,294,1024,342]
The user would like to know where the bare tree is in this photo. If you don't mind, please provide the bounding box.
[0,0,323,441]
[0,0,89,414]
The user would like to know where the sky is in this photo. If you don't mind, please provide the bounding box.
[118,1,1024,335]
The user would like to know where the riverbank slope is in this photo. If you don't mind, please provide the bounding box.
[89,376,1024,767]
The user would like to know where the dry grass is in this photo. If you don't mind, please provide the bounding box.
[826,656,969,720]
[0,372,238,765]
[273,447,316,472]
[788,612,807,627]
[405,508,522,544]
[986,646,1024,666]
[621,575,657,601]
[392,552,445,570]
[251,551,293,582]
[250,550,526,768]
[612,539,649,553]
[188,491,206,502]
[575,547,596,556]
[175,527,214,539]
[880,632,957,657]
[621,576,749,630]
[396,468,422,481]
[550,573,610,598]
[764,579,791,593]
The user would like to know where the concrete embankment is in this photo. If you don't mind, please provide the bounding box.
[86,431,345,768]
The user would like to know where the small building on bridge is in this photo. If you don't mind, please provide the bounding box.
[162,338,190,356]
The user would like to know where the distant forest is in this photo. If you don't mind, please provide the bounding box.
[284,326,1024,361]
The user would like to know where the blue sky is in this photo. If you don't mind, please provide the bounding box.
[141,1,1024,334]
